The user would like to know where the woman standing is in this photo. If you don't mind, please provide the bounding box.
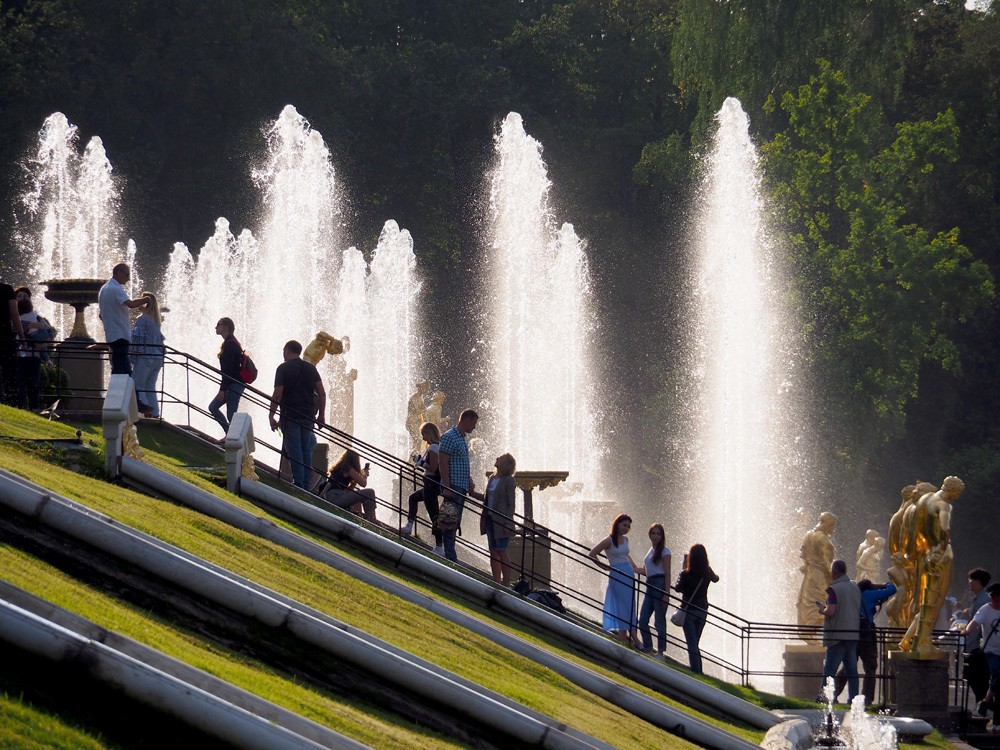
[673,543,719,673]
[402,422,444,555]
[324,448,378,523]
[130,292,165,418]
[478,453,517,585]
[637,523,671,656]
[588,514,640,645]
[208,317,245,436]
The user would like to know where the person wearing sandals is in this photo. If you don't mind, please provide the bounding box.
[589,514,641,645]
[637,523,671,656]
[402,422,444,554]
[478,453,516,585]
[674,543,719,673]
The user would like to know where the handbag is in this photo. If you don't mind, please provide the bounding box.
[437,498,460,531]
[670,577,704,627]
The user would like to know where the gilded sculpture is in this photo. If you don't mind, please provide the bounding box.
[302,331,345,365]
[897,476,963,657]
[886,481,935,629]
[406,380,431,451]
[855,529,885,583]
[797,512,837,628]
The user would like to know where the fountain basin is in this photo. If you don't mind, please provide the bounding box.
[42,278,105,341]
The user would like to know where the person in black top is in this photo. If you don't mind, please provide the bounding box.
[1,282,26,405]
[208,317,245,436]
[268,339,326,490]
[673,543,720,674]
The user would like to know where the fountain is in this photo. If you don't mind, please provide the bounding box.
[17,113,138,335]
[483,113,603,530]
[676,98,813,680]
[162,106,421,496]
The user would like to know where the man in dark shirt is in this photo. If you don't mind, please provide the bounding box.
[268,340,326,490]
[1,282,27,405]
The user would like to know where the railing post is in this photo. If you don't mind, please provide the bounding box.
[102,374,139,478]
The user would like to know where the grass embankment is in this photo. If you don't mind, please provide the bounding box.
[0,407,698,749]
[0,408,947,749]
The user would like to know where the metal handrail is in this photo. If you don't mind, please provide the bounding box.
[25,340,977,701]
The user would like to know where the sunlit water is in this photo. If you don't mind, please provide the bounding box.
[483,112,604,580]
[162,106,421,495]
[17,113,141,334]
[676,98,814,681]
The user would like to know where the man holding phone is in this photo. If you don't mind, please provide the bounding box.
[269,339,326,490]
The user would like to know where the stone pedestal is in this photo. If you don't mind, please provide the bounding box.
[279,441,329,492]
[53,339,106,417]
[508,522,551,587]
[889,651,951,729]
[783,643,826,700]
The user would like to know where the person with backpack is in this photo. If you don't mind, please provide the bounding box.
[208,317,246,437]
[832,579,896,706]
[964,583,1000,722]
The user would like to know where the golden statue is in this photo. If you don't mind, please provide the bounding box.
[885,481,935,629]
[406,380,430,451]
[303,331,345,365]
[797,512,837,628]
[855,529,885,583]
[422,390,450,432]
[897,476,963,658]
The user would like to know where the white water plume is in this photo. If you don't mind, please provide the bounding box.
[485,112,601,533]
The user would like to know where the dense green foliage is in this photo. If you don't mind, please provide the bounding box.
[1,0,999,494]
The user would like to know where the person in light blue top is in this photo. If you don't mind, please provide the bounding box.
[589,514,640,645]
[637,523,671,656]
[438,409,478,562]
[130,291,165,418]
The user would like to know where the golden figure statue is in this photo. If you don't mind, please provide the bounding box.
[123,423,144,460]
[897,476,963,658]
[303,331,345,365]
[886,481,935,629]
[422,390,449,432]
[855,529,885,582]
[406,380,431,451]
[797,512,837,628]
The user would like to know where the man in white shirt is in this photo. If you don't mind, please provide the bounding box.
[98,263,151,414]
[965,583,1000,719]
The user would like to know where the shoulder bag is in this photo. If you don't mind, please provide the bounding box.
[670,577,704,627]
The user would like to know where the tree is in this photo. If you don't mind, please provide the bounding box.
[761,61,993,451]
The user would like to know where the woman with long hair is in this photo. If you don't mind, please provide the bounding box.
[673,543,720,673]
[402,422,444,554]
[130,292,165,418]
[478,452,517,585]
[208,317,245,436]
[588,514,641,645]
[324,448,377,522]
[637,523,671,656]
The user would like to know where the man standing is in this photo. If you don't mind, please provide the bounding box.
[438,408,479,561]
[833,579,896,706]
[98,263,151,414]
[1,281,26,404]
[818,559,861,703]
[964,582,1000,719]
[268,340,326,490]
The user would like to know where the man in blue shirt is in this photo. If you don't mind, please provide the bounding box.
[438,409,479,561]
[833,579,896,706]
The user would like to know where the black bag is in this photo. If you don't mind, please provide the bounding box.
[437,498,459,531]
[526,588,566,613]
[965,647,989,700]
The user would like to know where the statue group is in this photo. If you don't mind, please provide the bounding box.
[796,476,964,659]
